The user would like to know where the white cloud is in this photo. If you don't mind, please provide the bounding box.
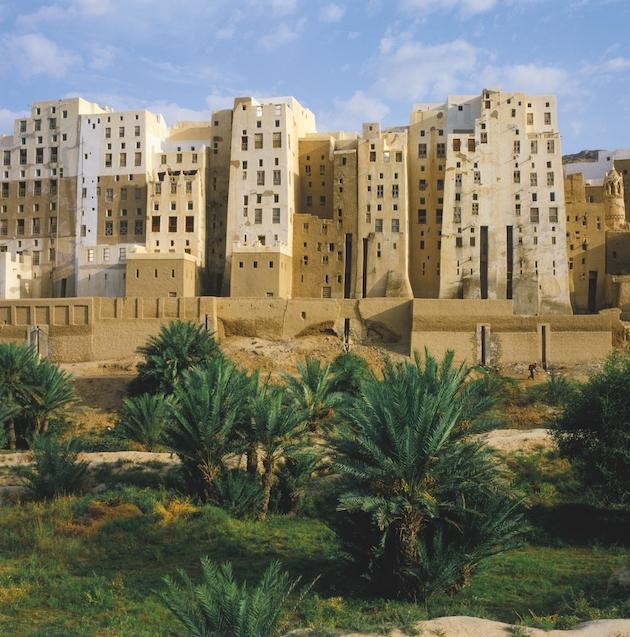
[144,101,209,124]
[374,38,479,102]
[0,33,80,78]
[399,0,498,17]
[206,93,235,112]
[582,56,630,75]
[249,0,299,16]
[319,91,390,132]
[90,46,116,70]
[320,3,346,22]
[0,108,28,135]
[480,63,579,96]
[259,18,306,49]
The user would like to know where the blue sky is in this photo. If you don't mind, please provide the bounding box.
[0,0,629,153]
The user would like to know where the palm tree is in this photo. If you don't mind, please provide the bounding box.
[136,321,222,394]
[251,386,307,520]
[332,349,525,599]
[0,342,39,449]
[163,357,252,499]
[160,559,307,637]
[330,351,373,398]
[281,357,345,432]
[27,358,76,435]
[118,393,172,451]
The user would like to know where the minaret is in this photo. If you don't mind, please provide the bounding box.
[603,167,626,230]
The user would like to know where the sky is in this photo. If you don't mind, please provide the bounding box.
[0,0,629,154]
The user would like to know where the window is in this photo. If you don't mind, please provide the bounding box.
[119,126,125,137]
[472,202,479,215]
[547,140,555,153]
[254,133,263,150]
[549,207,558,223]
[2,150,10,166]
[530,207,539,223]
[527,112,534,125]
[375,218,383,233]
[513,170,521,184]
[272,208,280,224]
[168,216,177,232]
[135,152,142,166]
[87,248,95,263]
[32,218,40,234]
[436,143,446,158]
[185,216,194,232]
[453,138,461,151]
[392,184,399,198]
[105,153,112,167]
[119,248,126,261]
[544,112,551,125]
[254,208,263,224]
[134,219,143,235]
[376,185,383,198]
[257,170,265,186]
[49,216,57,233]
[273,170,281,186]
[105,220,113,235]
[418,209,427,224]
[437,179,444,191]
[418,143,427,159]
[151,216,160,232]
[0,220,7,236]
[391,218,400,233]
[119,220,128,235]
[468,138,476,152]
[272,132,281,148]
[530,173,538,187]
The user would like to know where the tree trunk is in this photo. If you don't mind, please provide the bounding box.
[7,419,16,451]
[399,513,422,568]
[259,459,274,521]
[246,444,258,475]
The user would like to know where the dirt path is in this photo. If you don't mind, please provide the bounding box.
[288,617,630,636]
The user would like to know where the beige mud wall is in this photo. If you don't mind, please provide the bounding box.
[0,296,618,365]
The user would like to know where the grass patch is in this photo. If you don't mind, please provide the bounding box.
[0,488,628,635]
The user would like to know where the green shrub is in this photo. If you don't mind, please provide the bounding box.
[19,433,89,499]
[553,351,630,504]
[135,321,222,395]
[117,393,172,451]
[211,470,263,520]
[159,559,308,637]
[0,342,75,449]
[163,358,252,499]
[530,372,578,407]
[332,350,526,600]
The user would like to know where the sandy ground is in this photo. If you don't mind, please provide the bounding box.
[288,617,630,637]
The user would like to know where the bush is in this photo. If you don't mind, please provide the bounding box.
[19,433,89,499]
[211,470,263,519]
[552,351,630,504]
[159,559,308,637]
[331,350,526,600]
[530,372,578,407]
[0,342,75,449]
[135,321,222,395]
[163,358,253,499]
[117,393,172,451]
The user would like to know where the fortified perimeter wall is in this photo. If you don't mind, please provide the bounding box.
[0,296,621,366]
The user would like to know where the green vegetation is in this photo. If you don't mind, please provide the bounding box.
[0,341,76,449]
[117,393,172,451]
[17,433,89,499]
[1,325,629,635]
[332,351,525,599]
[160,559,309,637]
[134,320,222,394]
[553,351,630,504]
